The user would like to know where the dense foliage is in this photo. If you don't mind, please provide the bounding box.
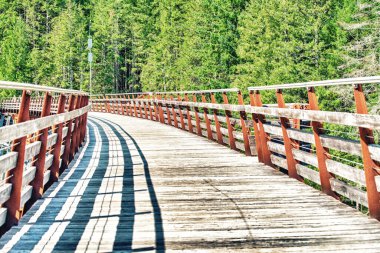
[0,0,379,94]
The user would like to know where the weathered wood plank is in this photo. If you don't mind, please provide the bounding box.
[0,208,8,227]
[0,184,12,205]
[0,152,18,175]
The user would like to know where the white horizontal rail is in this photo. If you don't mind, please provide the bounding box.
[248,76,380,91]
[0,81,87,95]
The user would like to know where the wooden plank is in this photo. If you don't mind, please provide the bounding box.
[326,159,366,187]
[248,76,380,91]
[0,152,18,175]
[62,126,69,138]
[0,183,12,205]
[20,185,33,207]
[43,170,51,186]
[270,154,288,170]
[246,106,380,131]
[44,154,54,170]
[292,149,319,167]
[296,164,321,184]
[47,133,58,149]
[0,104,91,143]
[22,166,37,187]
[267,141,286,155]
[330,178,368,207]
[25,141,41,161]
[0,207,7,227]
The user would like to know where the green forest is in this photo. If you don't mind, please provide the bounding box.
[0,0,379,94]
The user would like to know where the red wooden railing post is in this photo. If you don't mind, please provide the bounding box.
[201,93,213,140]
[80,96,89,144]
[70,96,81,159]
[49,94,66,182]
[211,92,223,145]
[75,96,83,151]
[165,95,172,126]
[157,95,165,124]
[5,90,31,227]
[249,91,263,162]
[252,91,273,166]
[193,94,202,136]
[143,95,149,119]
[177,94,186,130]
[153,94,160,122]
[353,83,380,220]
[137,95,143,118]
[170,95,179,128]
[237,91,252,156]
[105,95,111,113]
[307,87,335,196]
[276,89,301,179]
[223,92,237,150]
[31,92,52,200]
[62,94,76,167]
[184,93,194,133]
[148,94,154,120]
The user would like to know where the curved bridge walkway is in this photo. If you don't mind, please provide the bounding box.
[1,112,380,252]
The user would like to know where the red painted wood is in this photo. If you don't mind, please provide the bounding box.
[211,93,223,145]
[223,92,237,151]
[184,94,194,133]
[276,89,301,180]
[4,90,31,227]
[249,91,263,162]
[252,91,273,166]
[201,94,213,140]
[192,94,202,136]
[307,87,335,196]
[31,92,52,200]
[49,94,66,183]
[63,95,76,167]
[237,91,251,156]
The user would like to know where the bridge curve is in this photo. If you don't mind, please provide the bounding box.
[1,112,380,252]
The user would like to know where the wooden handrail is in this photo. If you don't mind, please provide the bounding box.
[0,83,89,234]
[91,77,380,221]
[0,81,88,95]
[248,76,380,91]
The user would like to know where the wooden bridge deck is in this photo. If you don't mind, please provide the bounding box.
[1,112,380,252]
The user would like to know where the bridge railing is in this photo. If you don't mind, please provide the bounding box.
[0,81,90,232]
[91,76,380,220]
